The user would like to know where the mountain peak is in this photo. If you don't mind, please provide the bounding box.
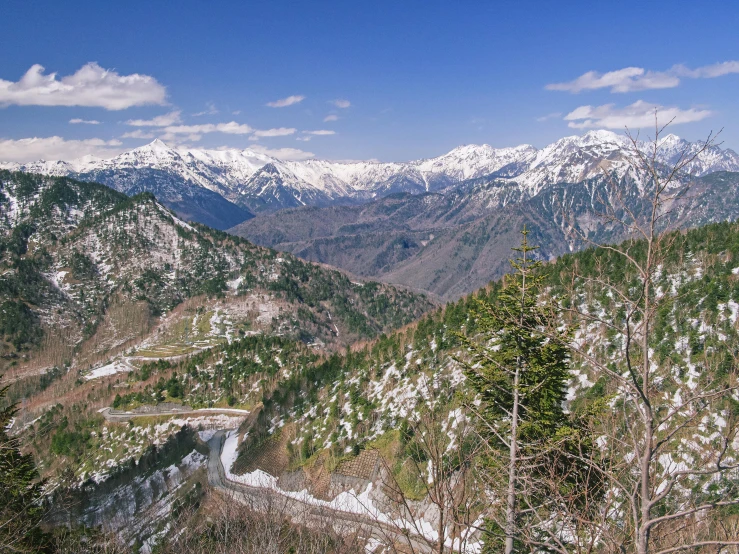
[141,138,173,153]
[659,133,684,146]
[440,143,537,160]
[123,139,180,162]
[447,143,494,153]
[578,129,627,146]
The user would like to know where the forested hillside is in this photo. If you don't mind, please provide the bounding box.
[232,170,739,299]
[24,216,738,552]
[0,170,434,551]
[0,170,432,380]
[220,220,739,552]
[4,171,739,553]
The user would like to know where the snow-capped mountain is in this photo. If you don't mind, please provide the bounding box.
[503,130,739,195]
[3,131,738,224]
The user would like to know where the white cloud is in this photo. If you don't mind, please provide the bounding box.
[193,101,218,116]
[121,129,155,139]
[248,144,314,161]
[535,112,561,122]
[69,118,100,125]
[564,100,713,129]
[547,61,739,93]
[673,61,739,79]
[547,67,677,93]
[297,129,336,141]
[0,63,166,110]
[159,132,202,144]
[266,95,305,108]
[331,99,351,108]
[0,136,124,162]
[323,114,339,122]
[125,110,182,127]
[251,127,297,138]
[163,121,253,135]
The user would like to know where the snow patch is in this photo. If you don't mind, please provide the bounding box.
[85,359,134,380]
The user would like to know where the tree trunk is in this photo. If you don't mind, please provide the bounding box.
[438,509,445,554]
[637,240,654,554]
[504,364,521,554]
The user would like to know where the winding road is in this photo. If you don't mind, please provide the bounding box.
[99,406,250,423]
[206,430,448,554]
[100,405,460,552]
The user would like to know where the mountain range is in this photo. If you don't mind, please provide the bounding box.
[230,170,739,299]
[4,130,739,300]
[4,130,738,229]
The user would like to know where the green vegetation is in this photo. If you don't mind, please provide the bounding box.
[0,170,432,369]
[50,416,95,457]
[462,231,598,552]
[118,335,320,410]
[464,231,571,444]
[0,384,48,552]
[0,299,42,351]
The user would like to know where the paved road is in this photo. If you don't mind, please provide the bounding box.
[99,406,250,423]
[206,430,449,554]
[101,408,460,551]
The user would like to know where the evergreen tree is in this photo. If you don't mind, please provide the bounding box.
[0,384,48,552]
[462,228,571,553]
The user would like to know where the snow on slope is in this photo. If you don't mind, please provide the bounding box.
[416,143,537,182]
[3,130,738,211]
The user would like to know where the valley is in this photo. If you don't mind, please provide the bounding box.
[5,4,739,552]
[2,130,739,553]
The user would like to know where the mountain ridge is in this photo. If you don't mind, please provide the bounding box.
[4,130,738,223]
[0,170,433,381]
[231,170,739,299]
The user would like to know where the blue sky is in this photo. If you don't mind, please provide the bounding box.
[1,0,738,162]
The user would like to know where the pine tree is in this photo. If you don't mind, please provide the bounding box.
[0,384,48,552]
[462,228,570,553]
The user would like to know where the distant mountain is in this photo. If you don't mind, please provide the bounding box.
[0,139,541,217]
[75,167,254,230]
[5,131,737,225]
[1,141,255,230]
[231,171,739,300]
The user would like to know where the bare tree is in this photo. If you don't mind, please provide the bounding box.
[163,483,368,554]
[372,375,484,554]
[552,115,739,553]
